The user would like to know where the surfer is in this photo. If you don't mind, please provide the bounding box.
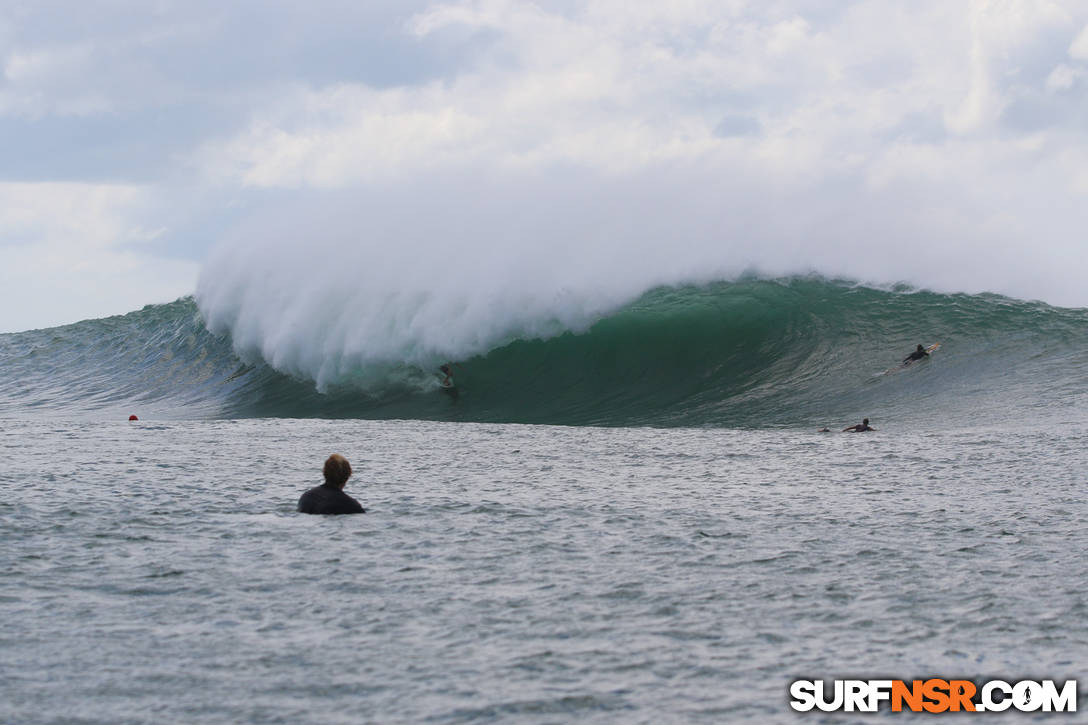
[842,418,876,432]
[439,363,453,387]
[903,344,929,364]
[297,454,366,515]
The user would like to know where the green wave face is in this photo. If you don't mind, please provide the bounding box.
[3,278,1086,428]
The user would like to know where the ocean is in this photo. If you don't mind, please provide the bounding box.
[2,277,1086,723]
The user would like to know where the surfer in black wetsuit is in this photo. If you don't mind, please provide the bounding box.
[842,418,876,432]
[439,363,453,386]
[903,344,928,364]
[297,453,366,514]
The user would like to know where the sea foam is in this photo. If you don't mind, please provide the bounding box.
[194,178,754,389]
[195,162,1087,392]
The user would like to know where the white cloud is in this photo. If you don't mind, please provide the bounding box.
[0,183,198,332]
[1070,22,1088,59]
[0,44,115,117]
[4,44,92,83]
[188,0,1088,312]
[1046,63,1083,91]
[5,0,1088,333]
[200,2,1088,190]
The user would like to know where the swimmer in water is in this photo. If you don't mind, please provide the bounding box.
[297,454,366,515]
[842,418,876,433]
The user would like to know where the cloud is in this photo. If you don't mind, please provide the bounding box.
[4,0,1088,333]
[1071,22,1088,59]
[191,0,1088,309]
[1046,63,1084,91]
[0,183,197,332]
[197,3,1088,199]
[0,44,113,117]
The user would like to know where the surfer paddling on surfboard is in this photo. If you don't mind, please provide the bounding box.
[882,342,940,375]
[843,418,876,432]
[902,342,941,365]
[903,344,929,364]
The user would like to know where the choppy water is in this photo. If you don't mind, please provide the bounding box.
[3,417,1085,723]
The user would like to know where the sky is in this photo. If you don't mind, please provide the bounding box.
[2,0,1088,333]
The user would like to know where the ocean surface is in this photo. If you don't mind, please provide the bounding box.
[4,278,1088,428]
[2,277,1087,722]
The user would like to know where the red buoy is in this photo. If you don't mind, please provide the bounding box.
[128,415,139,421]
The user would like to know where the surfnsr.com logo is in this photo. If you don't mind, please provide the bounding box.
[789,679,1077,713]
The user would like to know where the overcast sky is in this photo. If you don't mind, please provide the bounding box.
[2,0,1088,332]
